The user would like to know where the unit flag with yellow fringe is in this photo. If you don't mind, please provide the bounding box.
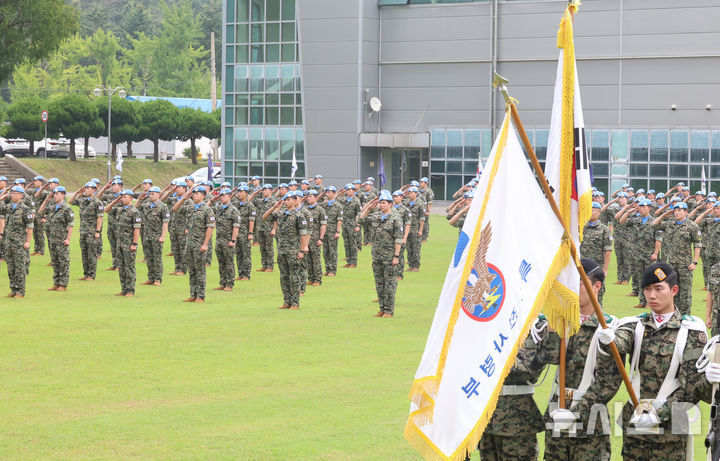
[404,112,568,461]
[542,1,593,337]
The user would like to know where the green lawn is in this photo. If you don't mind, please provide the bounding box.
[0,216,712,459]
[19,158,198,191]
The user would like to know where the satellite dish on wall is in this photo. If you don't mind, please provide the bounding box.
[369,97,382,112]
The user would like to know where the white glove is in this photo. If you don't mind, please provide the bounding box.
[706,362,720,384]
[597,327,615,345]
[630,411,660,428]
[550,408,576,431]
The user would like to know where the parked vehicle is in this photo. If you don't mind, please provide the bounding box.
[74,140,96,158]
[0,137,31,157]
[37,138,70,158]
[173,165,222,188]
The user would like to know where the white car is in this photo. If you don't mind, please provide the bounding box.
[37,138,71,158]
[0,137,31,157]
[74,140,96,158]
[173,165,222,188]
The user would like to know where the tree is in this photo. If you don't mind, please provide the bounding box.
[177,108,220,165]
[136,99,179,162]
[47,94,99,161]
[5,97,47,155]
[0,1,78,84]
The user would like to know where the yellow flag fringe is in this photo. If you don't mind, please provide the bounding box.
[404,243,571,461]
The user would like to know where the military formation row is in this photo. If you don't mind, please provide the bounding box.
[0,174,434,316]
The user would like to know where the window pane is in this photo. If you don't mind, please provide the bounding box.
[226,45,234,64]
[282,22,295,41]
[463,161,477,175]
[446,129,463,159]
[592,163,608,176]
[251,0,264,21]
[281,93,294,105]
[237,24,249,43]
[431,161,444,173]
[295,107,302,125]
[250,44,263,62]
[630,130,648,162]
[267,0,281,21]
[225,107,234,125]
[691,130,709,162]
[670,130,688,162]
[669,164,688,177]
[650,179,667,193]
[282,0,295,20]
[237,0,248,22]
[265,161,279,177]
[280,162,292,176]
[228,0,235,22]
[280,128,294,160]
[631,179,648,191]
[280,107,294,125]
[482,129,493,158]
[431,175,445,200]
[235,107,248,124]
[650,164,667,177]
[446,161,462,174]
[593,178,608,196]
[250,93,263,106]
[265,107,279,125]
[464,129,481,159]
[267,23,280,42]
[235,162,248,177]
[251,23,263,43]
[225,65,234,92]
[266,44,280,62]
[281,65,294,91]
[629,164,648,177]
[265,140,279,160]
[611,130,628,161]
[250,107,263,125]
[266,93,279,105]
[431,129,445,159]
[281,43,295,62]
[236,45,249,63]
[234,127,248,160]
[236,93,249,106]
[445,176,462,201]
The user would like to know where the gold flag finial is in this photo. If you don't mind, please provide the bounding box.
[492,71,517,107]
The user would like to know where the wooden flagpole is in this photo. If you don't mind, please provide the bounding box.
[507,101,640,408]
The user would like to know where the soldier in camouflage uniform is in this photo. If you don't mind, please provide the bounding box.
[70,181,104,281]
[358,191,403,317]
[652,201,701,315]
[358,181,378,247]
[13,178,35,273]
[256,184,277,271]
[214,188,240,290]
[263,191,309,310]
[707,262,720,335]
[0,186,34,297]
[599,262,711,461]
[105,189,142,296]
[174,186,216,302]
[40,186,74,291]
[404,186,426,272]
[693,201,720,288]
[166,182,190,275]
[540,259,621,461]
[35,178,59,258]
[312,174,325,196]
[304,190,327,286]
[579,202,613,304]
[618,199,663,308]
[139,186,169,285]
[231,185,256,280]
[30,175,47,255]
[340,184,361,268]
[465,317,551,461]
[320,186,343,276]
[419,178,433,242]
[610,192,633,285]
[101,178,124,270]
[391,190,412,280]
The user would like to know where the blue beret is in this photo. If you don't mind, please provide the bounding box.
[0,176,7,181]
[408,186,419,193]
[55,186,67,193]
[420,177,428,183]
[392,190,403,197]
[219,188,232,195]
[326,186,337,192]
[344,184,354,190]
[262,183,273,189]
[84,182,97,188]
[592,202,602,209]
[378,191,392,202]
[647,189,655,194]
[238,185,250,192]
[410,180,420,187]
[306,189,318,196]
[279,183,288,189]
[142,178,152,184]
[251,175,260,180]
[314,174,323,179]
[48,178,59,184]
[10,185,24,193]
[674,202,688,209]
[353,180,362,184]
[656,192,665,199]
[91,178,100,184]
[121,189,134,196]
[288,180,297,186]
[148,186,161,193]
[33,175,44,181]
[194,186,207,193]
[14,178,25,184]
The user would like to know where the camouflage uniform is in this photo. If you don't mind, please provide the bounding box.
[420,187,434,241]
[614,214,633,283]
[33,188,50,254]
[297,205,313,291]
[471,317,550,461]
[358,188,378,246]
[101,191,121,268]
[405,197,426,270]
[698,217,720,288]
[321,199,343,275]
[341,195,361,266]
[116,205,142,295]
[256,196,277,270]
[271,208,308,307]
[214,202,240,288]
[136,193,150,261]
[626,215,663,305]
[167,194,191,273]
[1,201,34,296]
[653,218,702,315]
[141,200,170,283]
[45,202,74,287]
[579,221,613,304]
[363,209,403,315]
[598,206,615,227]
[611,311,710,461]
[305,203,327,285]
[184,202,216,300]
[709,262,720,335]
[393,202,412,279]
[231,199,255,279]
[76,196,104,279]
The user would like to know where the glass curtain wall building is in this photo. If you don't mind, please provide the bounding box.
[223,0,305,185]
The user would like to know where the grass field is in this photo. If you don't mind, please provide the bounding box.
[0,216,713,459]
[19,158,197,191]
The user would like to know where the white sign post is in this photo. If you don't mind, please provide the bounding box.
[41,110,49,158]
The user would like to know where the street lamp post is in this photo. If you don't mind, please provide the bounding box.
[93,86,127,181]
